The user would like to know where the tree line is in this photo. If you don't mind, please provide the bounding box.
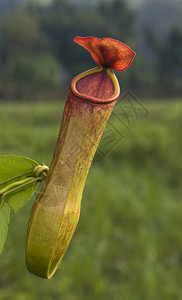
[0,0,182,100]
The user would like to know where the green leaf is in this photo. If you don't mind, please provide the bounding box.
[0,155,39,212]
[0,203,10,253]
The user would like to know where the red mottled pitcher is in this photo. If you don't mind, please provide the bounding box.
[26,36,136,279]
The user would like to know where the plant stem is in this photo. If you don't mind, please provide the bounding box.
[0,176,44,207]
[0,172,32,187]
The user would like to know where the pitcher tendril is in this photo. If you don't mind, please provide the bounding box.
[0,164,49,207]
[32,165,49,179]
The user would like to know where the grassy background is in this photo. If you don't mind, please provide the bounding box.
[0,99,182,299]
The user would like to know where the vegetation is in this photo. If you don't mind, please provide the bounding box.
[0,0,182,99]
[0,99,181,299]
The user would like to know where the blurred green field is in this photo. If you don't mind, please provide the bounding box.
[0,99,182,300]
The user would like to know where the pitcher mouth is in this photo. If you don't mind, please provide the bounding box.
[70,66,120,104]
